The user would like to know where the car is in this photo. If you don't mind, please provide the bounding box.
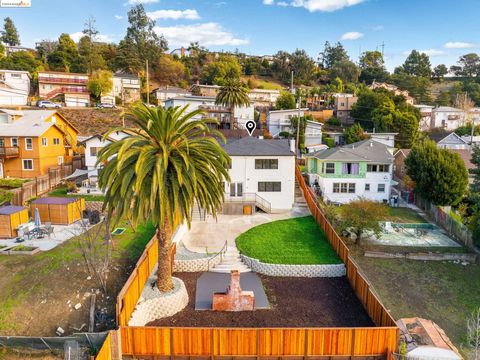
[36,100,62,109]
[98,103,116,109]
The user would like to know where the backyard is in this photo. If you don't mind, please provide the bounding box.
[48,186,105,202]
[236,216,341,264]
[0,220,155,336]
[384,207,427,223]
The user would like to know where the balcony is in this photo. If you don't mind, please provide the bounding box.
[38,77,88,85]
[199,105,230,114]
[0,146,19,158]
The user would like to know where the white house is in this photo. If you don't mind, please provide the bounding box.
[248,88,280,107]
[305,139,395,204]
[154,86,191,105]
[367,132,397,148]
[164,96,254,129]
[267,109,306,137]
[0,70,31,106]
[80,130,131,183]
[221,136,295,213]
[414,104,434,131]
[434,132,470,150]
[431,106,466,130]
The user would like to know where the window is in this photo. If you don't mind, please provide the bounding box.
[57,156,64,165]
[333,183,356,193]
[10,73,21,79]
[378,184,386,193]
[22,159,33,170]
[365,184,370,191]
[367,164,390,172]
[255,159,278,169]
[258,182,281,192]
[229,182,243,197]
[90,147,101,156]
[11,138,18,147]
[325,163,335,174]
[25,138,32,150]
[41,137,48,146]
[0,139,4,147]
[53,138,60,145]
[342,162,360,175]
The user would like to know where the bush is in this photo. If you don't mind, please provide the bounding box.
[323,137,335,148]
[279,131,290,138]
[65,181,78,193]
[0,190,13,205]
[326,117,340,126]
[0,178,27,189]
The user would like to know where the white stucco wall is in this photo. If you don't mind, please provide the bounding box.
[432,110,466,130]
[225,155,295,211]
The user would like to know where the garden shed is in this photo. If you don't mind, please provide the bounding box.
[30,197,85,225]
[0,205,29,238]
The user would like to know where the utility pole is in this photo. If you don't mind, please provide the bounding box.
[381,42,385,57]
[296,93,301,159]
[290,71,294,94]
[146,59,150,106]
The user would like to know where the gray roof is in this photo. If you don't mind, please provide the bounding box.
[0,110,57,137]
[307,139,393,163]
[221,137,294,156]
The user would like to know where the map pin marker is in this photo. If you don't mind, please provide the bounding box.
[245,120,256,136]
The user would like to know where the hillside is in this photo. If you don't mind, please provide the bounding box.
[59,108,133,136]
[241,75,286,90]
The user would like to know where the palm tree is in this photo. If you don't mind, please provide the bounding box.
[215,79,250,130]
[97,105,231,292]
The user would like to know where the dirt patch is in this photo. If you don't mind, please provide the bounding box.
[148,272,374,328]
[0,348,63,359]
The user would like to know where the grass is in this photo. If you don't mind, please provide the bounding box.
[0,178,29,189]
[49,186,105,202]
[241,75,285,90]
[11,245,36,251]
[352,250,480,347]
[236,216,341,265]
[383,207,427,223]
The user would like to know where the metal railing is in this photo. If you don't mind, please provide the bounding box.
[38,76,87,85]
[207,240,228,271]
[223,192,272,213]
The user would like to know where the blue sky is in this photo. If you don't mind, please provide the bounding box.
[1,0,479,71]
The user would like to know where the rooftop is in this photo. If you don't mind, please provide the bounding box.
[307,139,394,163]
[222,136,294,156]
[434,106,463,112]
[0,109,57,137]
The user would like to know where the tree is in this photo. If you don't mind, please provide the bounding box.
[275,91,296,110]
[435,91,452,106]
[78,36,106,72]
[319,41,349,69]
[47,33,83,72]
[87,70,113,99]
[200,55,241,85]
[405,139,468,206]
[328,60,360,84]
[98,105,230,291]
[338,199,389,245]
[471,145,480,194]
[391,110,419,148]
[116,4,168,73]
[290,115,308,152]
[288,49,317,85]
[154,55,186,86]
[392,71,432,104]
[466,307,480,360]
[344,123,369,144]
[432,64,448,81]
[359,50,389,84]
[1,17,20,46]
[0,51,42,73]
[36,39,58,64]
[397,50,432,77]
[215,79,250,129]
[450,53,480,78]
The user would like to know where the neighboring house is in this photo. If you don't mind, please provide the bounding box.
[267,109,306,136]
[431,132,470,150]
[324,131,345,146]
[369,81,415,105]
[460,135,480,147]
[154,86,191,106]
[0,109,79,178]
[414,104,434,131]
[191,84,220,97]
[305,139,394,204]
[221,136,295,213]
[333,93,358,124]
[164,96,254,130]
[191,84,280,107]
[80,130,131,184]
[368,132,397,148]
[113,73,141,103]
[393,149,411,181]
[38,71,89,107]
[0,70,31,106]
[304,121,323,153]
[431,107,466,130]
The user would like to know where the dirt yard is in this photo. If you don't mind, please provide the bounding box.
[0,220,155,336]
[148,272,374,328]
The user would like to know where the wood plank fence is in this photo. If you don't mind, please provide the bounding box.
[96,165,399,360]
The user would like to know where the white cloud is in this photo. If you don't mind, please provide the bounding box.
[277,1,289,5]
[371,25,383,31]
[420,49,446,57]
[443,41,478,49]
[154,22,249,47]
[147,9,200,20]
[290,0,365,12]
[114,15,124,20]
[69,31,114,43]
[340,31,364,40]
[126,0,159,4]
[263,0,274,4]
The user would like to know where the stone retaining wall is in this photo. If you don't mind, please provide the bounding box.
[365,250,478,263]
[240,254,345,277]
[85,201,104,214]
[174,255,221,272]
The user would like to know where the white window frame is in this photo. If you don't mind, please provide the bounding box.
[25,138,33,150]
[11,137,18,147]
[53,138,60,145]
[57,156,64,165]
[41,137,48,147]
[22,159,34,171]
[378,184,386,193]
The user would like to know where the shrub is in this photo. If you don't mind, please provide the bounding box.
[326,117,340,126]
[323,137,335,148]
[65,181,78,193]
[279,131,290,138]
[0,178,26,189]
[0,190,13,205]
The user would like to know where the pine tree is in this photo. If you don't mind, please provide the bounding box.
[1,17,20,46]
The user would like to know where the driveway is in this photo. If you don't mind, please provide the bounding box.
[182,206,310,253]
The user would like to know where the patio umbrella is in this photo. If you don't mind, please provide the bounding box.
[34,207,42,228]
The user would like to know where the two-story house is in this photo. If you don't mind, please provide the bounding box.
[267,109,306,137]
[0,109,79,178]
[221,136,295,214]
[305,139,394,204]
[333,93,358,124]
[38,71,89,107]
[431,107,466,130]
[154,86,191,106]
[113,73,141,103]
[0,70,31,106]
[164,96,255,130]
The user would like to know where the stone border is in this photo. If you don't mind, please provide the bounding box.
[365,250,478,263]
[174,255,221,272]
[240,254,345,277]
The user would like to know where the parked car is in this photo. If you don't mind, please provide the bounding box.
[37,100,62,108]
[98,103,116,109]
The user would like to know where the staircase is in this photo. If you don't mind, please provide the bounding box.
[294,180,308,208]
[191,202,207,221]
[210,246,251,273]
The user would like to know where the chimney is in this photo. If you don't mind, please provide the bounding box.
[289,139,296,153]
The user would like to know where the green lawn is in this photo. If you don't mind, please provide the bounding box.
[384,207,427,223]
[49,186,105,202]
[236,216,341,265]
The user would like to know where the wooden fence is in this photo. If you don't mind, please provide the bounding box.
[94,332,112,360]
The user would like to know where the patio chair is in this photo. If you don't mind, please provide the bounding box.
[45,222,55,239]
